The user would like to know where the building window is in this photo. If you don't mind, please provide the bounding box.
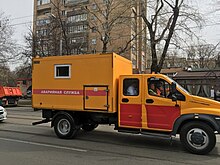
[103,0,109,4]
[62,10,66,16]
[67,14,87,23]
[69,37,85,44]
[92,3,97,10]
[36,29,48,36]
[37,0,50,6]
[70,39,77,43]
[91,27,97,33]
[131,45,136,53]
[67,0,88,4]
[91,39,96,45]
[90,15,97,21]
[54,64,71,78]
[36,19,50,26]
[68,25,88,34]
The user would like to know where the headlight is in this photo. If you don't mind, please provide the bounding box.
[0,106,6,112]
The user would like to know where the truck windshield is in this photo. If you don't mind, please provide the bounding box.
[165,76,190,95]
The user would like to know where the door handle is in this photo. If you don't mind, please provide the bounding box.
[122,98,129,103]
[146,99,154,103]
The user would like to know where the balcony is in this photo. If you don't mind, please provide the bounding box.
[37,3,51,11]
[66,0,89,6]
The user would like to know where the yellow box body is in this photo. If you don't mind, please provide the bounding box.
[32,53,132,113]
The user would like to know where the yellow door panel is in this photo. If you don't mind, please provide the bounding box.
[84,86,108,111]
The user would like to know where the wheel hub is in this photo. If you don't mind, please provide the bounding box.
[187,128,209,149]
[191,132,205,145]
[58,119,70,135]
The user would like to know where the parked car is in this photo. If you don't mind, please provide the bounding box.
[26,86,32,98]
[0,106,7,122]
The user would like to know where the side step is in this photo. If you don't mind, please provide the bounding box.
[141,131,171,139]
[117,127,171,139]
[118,128,140,134]
[32,119,51,125]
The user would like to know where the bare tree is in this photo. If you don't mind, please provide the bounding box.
[14,64,32,80]
[33,0,70,57]
[0,11,20,86]
[186,42,220,69]
[0,64,16,86]
[141,0,203,73]
[0,12,18,64]
[22,28,34,60]
[50,0,71,55]
[85,0,137,54]
[10,26,33,81]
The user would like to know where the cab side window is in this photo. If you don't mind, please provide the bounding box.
[123,78,139,96]
[147,78,186,101]
[148,79,171,98]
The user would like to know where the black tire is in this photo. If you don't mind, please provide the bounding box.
[82,123,98,132]
[53,114,78,139]
[180,121,216,155]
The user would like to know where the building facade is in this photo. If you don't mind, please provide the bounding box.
[33,0,148,72]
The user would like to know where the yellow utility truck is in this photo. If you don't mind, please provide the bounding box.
[32,53,220,155]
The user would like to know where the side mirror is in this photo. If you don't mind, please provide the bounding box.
[171,82,177,94]
[171,95,177,102]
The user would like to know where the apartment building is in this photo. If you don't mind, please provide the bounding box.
[33,0,147,72]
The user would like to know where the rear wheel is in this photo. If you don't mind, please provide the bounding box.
[53,114,78,139]
[180,121,216,155]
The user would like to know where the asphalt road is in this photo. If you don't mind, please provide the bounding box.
[1,105,220,165]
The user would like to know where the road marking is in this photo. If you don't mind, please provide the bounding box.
[0,137,87,152]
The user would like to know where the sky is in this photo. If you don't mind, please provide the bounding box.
[0,0,33,45]
[0,0,33,70]
[195,0,220,45]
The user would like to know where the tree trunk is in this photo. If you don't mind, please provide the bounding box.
[157,4,180,72]
[102,42,107,54]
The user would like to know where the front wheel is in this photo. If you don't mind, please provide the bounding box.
[180,121,216,155]
[53,114,78,139]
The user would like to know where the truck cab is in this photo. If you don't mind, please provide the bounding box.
[119,73,220,154]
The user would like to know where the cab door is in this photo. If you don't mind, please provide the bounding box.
[144,76,181,131]
[119,76,142,128]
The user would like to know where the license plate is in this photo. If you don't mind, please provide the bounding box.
[8,100,15,104]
